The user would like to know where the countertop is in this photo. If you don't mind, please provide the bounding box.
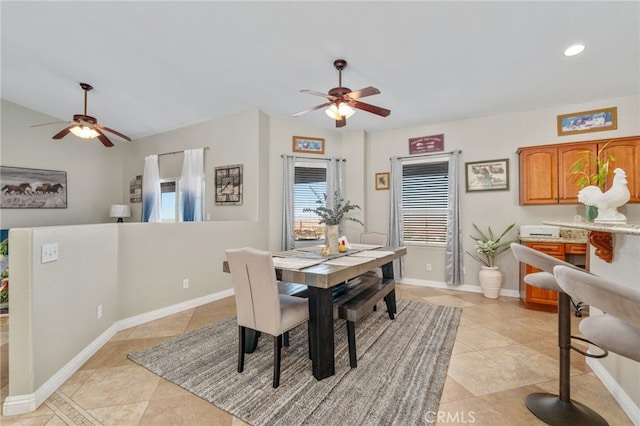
[519,227,589,244]
[544,220,640,236]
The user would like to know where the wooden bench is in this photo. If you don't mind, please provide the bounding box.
[333,271,396,367]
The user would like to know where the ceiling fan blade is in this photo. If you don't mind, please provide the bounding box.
[292,102,331,117]
[31,121,70,128]
[347,86,380,100]
[300,89,337,101]
[52,126,73,140]
[351,100,391,117]
[94,129,115,147]
[97,125,131,142]
[336,117,346,128]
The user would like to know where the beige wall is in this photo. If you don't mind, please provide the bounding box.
[1,100,125,227]
[366,95,640,290]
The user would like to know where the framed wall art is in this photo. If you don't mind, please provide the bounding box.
[465,159,509,192]
[292,136,325,154]
[557,106,617,136]
[375,172,390,190]
[0,166,67,208]
[215,164,243,205]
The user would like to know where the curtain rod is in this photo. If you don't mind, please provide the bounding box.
[393,149,460,160]
[158,147,210,157]
[281,154,346,162]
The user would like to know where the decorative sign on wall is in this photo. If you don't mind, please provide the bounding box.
[215,164,243,205]
[0,166,67,209]
[129,175,142,203]
[409,134,444,155]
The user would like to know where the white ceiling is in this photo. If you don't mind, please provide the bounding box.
[2,1,639,140]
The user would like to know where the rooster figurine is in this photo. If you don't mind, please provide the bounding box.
[578,168,630,222]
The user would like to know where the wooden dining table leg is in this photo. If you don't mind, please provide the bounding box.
[307,286,335,380]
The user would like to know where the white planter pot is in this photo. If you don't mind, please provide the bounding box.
[326,224,340,254]
[478,266,503,299]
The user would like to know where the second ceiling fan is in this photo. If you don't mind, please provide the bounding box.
[293,59,390,128]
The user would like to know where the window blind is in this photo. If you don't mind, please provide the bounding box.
[294,166,327,240]
[402,161,449,244]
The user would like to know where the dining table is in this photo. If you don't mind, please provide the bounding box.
[223,243,407,381]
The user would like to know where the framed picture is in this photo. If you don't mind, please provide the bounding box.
[465,159,509,192]
[557,107,617,136]
[215,164,243,205]
[1,166,67,208]
[292,136,325,154]
[375,172,390,190]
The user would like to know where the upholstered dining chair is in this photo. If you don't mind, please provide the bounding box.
[510,243,608,426]
[554,265,640,363]
[360,232,389,246]
[225,247,310,388]
[360,232,389,280]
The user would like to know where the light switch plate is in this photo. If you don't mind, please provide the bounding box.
[41,243,58,263]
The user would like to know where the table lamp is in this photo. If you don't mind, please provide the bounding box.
[109,204,131,223]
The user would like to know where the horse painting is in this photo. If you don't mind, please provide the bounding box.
[45,183,63,194]
[1,183,32,195]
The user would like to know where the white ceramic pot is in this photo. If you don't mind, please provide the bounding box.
[478,266,503,299]
[326,224,340,254]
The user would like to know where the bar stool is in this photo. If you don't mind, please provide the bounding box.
[554,265,640,363]
[510,243,608,426]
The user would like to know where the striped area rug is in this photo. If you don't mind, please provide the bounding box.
[128,300,461,425]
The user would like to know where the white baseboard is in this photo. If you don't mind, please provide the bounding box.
[2,288,235,416]
[397,277,520,299]
[586,357,640,424]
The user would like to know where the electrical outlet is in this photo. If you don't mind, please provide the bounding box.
[426,263,432,272]
[97,304,102,319]
[41,243,59,263]
[183,278,189,289]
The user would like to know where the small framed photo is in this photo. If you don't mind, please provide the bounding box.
[465,159,509,192]
[557,107,617,136]
[292,136,325,154]
[375,172,390,190]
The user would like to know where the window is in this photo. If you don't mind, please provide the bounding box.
[402,160,448,245]
[293,163,327,241]
[160,179,181,222]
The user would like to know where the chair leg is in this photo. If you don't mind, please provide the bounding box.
[524,292,607,425]
[238,326,245,373]
[347,321,357,368]
[307,321,312,360]
[283,331,290,347]
[273,335,283,388]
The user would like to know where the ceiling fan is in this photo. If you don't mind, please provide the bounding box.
[31,83,131,147]
[293,59,390,128]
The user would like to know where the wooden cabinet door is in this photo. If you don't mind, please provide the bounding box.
[601,138,640,203]
[519,147,558,204]
[558,143,597,204]
[522,242,564,312]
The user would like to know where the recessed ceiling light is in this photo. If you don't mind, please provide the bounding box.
[564,44,585,57]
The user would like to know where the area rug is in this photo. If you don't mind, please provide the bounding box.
[128,300,461,425]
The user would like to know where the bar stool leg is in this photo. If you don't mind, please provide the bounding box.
[524,293,608,425]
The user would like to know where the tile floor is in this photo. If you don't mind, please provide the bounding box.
[0,284,634,425]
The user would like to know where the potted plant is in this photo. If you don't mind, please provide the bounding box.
[465,223,516,298]
[303,191,363,254]
[570,142,615,221]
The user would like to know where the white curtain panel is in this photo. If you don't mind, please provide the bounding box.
[180,148,204,222]
[142,154,161,222]
[389,156,404,278]
[445,150,463,285]
[326,158,345,234]
[281,155,296,250]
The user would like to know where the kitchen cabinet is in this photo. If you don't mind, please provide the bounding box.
[517,135,639,205]
[518,241,587,312]
[601,137,640,203]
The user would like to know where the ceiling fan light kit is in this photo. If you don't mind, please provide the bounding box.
[32,82,131,147]
[294,59,390,128]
